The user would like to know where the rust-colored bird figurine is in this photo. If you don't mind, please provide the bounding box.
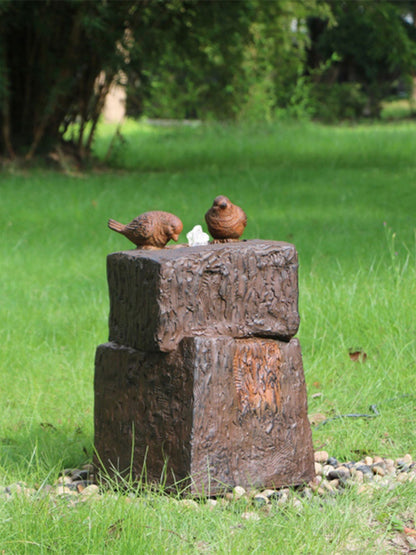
[108,211,183,249]
[205,195,247,242]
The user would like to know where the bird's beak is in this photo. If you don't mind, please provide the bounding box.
[172,233,180,241]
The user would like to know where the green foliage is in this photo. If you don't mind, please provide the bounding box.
[127,1,253,120]
[134,0,331,122]
[126,0,416,123]
[308,0,416,117]
[309,82,368,122]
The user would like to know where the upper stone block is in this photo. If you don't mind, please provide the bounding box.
[107,240,299,352]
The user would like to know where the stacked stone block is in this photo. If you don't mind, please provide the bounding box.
[94,240,315,494]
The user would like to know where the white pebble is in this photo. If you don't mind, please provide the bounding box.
[314,451,329,463]
[57,476,72,485]
[396,453,413,466]
[180,499,199,509]
[276,491,289,505]
[241,511,260,521]
[322,465,333,477]
[55,486,73,495]
[290,498,303,510]
[355,471,364,484]
[314,462,323,475]
[310,475,322,487]
[80,484,100,497]
[321,480,335,493]
[233,486,246,499]
[337,466,352,478]
[372,465,386,476]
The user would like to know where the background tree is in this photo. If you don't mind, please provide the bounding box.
[126,1,253,120]
[0,0,273,159]
[2,0,416,164]
[130,0,330,121]
[306,0,416,118]
[0,0,141,160]
[0,0,255,161]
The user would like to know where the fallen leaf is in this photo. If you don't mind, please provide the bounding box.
[349,350,368,362]
[404,528,416,537]
[308,413,327,426]
[40,422,57,430]
[107,519,124,541]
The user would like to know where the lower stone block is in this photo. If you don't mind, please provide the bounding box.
[94,336,314,494]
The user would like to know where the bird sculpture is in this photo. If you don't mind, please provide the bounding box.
[205,195,247,242]
[108,211,183,249]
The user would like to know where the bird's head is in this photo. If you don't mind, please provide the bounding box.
[166,216,183,242]
[213,195,231,210]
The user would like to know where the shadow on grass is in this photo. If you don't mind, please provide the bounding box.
[0,423,93,480]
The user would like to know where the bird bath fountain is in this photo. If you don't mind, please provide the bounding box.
[94,197,315,494]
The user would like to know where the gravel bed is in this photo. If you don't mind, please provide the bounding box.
[1,453,414,508]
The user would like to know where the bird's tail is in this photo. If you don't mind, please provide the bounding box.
[108,219,124,233]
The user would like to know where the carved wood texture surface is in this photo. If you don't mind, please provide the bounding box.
[107,240,299,353]
[190,337,314,491]
[94,341,194,483]
[94,337,314,493]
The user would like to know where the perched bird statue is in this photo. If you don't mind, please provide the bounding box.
[108,211,183,249]
[205,195,247,242]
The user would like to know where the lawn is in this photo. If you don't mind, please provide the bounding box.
[0,119,415,552]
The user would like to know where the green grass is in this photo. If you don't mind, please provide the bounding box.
[1,483,415,553]
[0,119,415,552]
[381,98,416,121]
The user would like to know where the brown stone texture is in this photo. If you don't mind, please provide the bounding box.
[94,340,194,485]
[94,336,314,494]
[107,240,300,353]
